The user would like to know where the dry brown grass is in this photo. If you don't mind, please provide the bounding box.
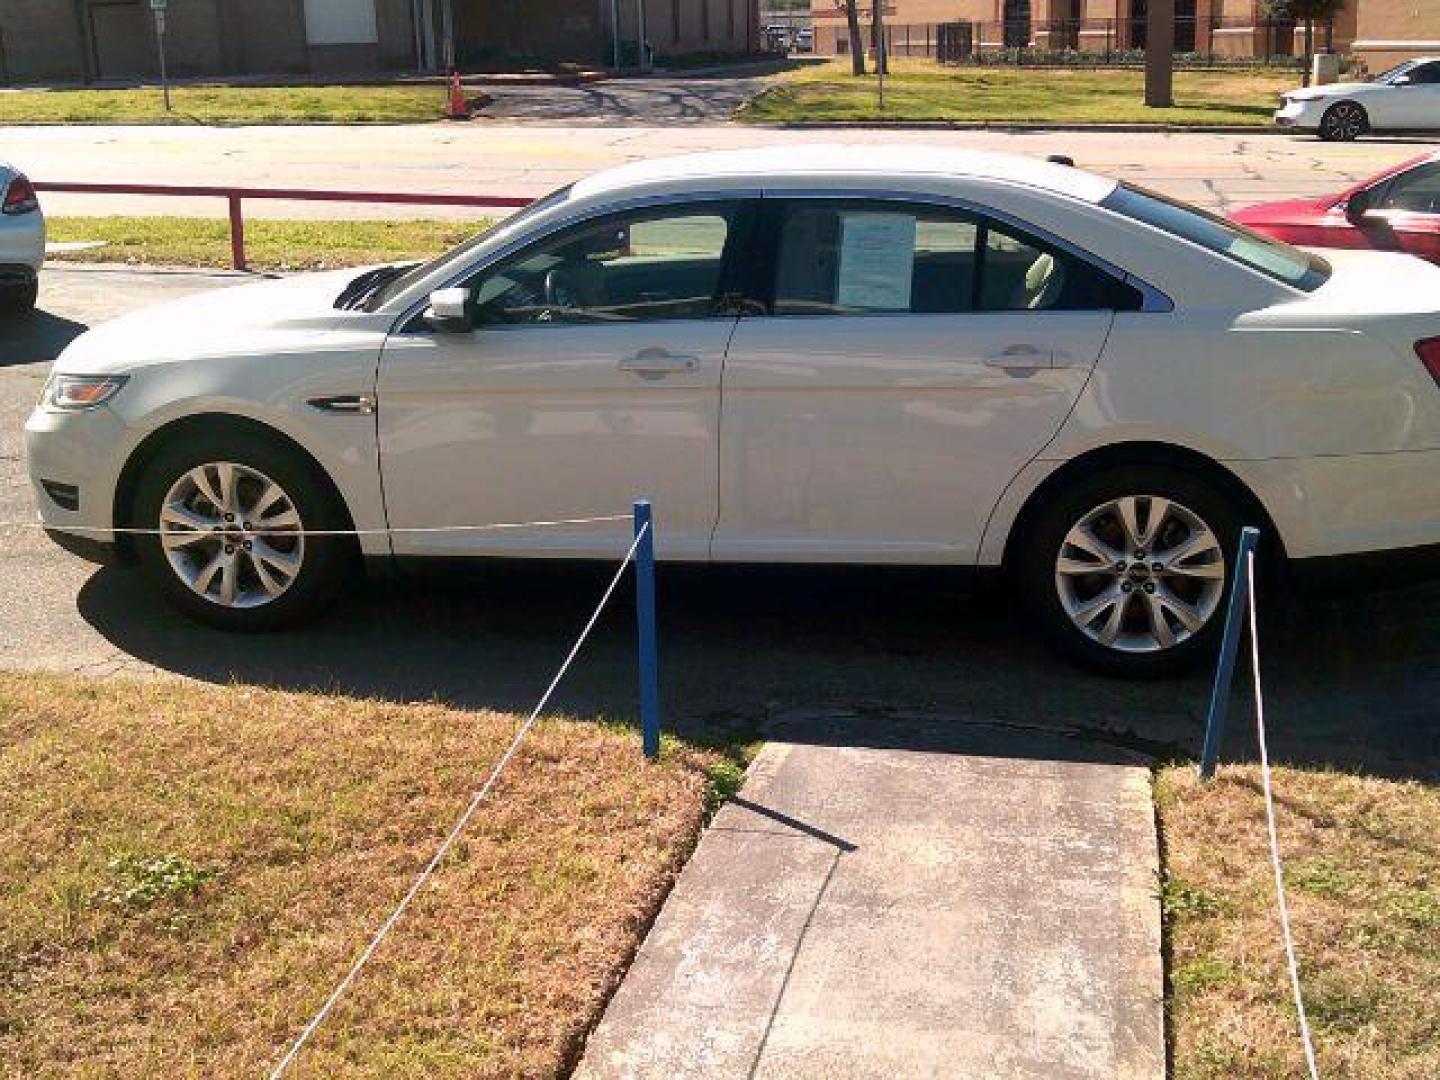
[0,672,730,1077]
[1158,765,1440,1080]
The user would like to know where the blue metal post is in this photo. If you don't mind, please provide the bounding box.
[1199,526,1261,780]
[634,500,661,759]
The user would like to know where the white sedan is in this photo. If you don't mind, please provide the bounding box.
[0,163,43,313]
[1275,56,1440,140]
[24,148,1440,675]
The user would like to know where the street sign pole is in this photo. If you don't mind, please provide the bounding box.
[150,0,171,112]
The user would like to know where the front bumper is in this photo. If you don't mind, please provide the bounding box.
[1273,97,1324,131]
[24,400,129,546]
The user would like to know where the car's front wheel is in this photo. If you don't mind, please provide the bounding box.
[1318,101,1368,141]
[132,432,355,630]
[1017,466,1242,676]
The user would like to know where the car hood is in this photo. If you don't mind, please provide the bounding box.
[51,267,393,376]
[1284,81,1373,102]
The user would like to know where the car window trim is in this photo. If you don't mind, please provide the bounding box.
[390,189,764,335]
[753,188,1167,316]
[755,186,1173,314]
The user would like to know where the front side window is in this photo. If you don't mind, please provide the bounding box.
[770,201,1139,316]
[465,203,739,326]
[1376,163,1440,214]
[1101,183,1331,292]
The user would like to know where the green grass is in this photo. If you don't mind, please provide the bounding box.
[738,59,1292,125]
[0,84,458,125]
[1157,765,1440,1079]
[0,671,732,1077]
[48,215,491,272]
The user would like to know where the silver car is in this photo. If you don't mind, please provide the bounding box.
[0,163,44,314]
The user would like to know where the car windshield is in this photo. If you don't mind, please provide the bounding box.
[1100,183,1331,292]
[1373,60,1418,83]
[361,184,576,310]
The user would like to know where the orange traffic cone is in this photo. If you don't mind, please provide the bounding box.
[444,71,470,120]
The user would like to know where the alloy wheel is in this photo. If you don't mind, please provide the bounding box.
[1054,495,1225,654]
[158,461,306,608]
[1323,103,1365,141]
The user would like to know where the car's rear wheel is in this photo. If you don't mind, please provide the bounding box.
[1017,466,1243,676]
[132,432,355,630]
[1318,101,1368,142]
[0,279,37,315]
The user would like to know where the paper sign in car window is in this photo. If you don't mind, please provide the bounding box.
[837,212,916,311]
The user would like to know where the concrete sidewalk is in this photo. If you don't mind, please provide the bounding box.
[576,729,1164,1079]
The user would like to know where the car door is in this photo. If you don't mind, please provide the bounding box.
[1386,61,1440,128]
[375,198,752,560]
[713,197,1136,564]
[1368,159,1440,262]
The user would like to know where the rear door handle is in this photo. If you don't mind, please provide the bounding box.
[984,344,1052,370]
[619,347,700,375]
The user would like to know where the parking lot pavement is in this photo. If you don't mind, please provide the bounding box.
[7,123,1432,219]
[2,265,1438,784]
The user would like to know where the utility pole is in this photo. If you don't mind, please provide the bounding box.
[1144,0,1174,108]
[440,0,456,71]
[610,0,622,68]
[149,0,171,111]
[634,0,649,70]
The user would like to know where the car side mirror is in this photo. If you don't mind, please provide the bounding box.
[1345,188,1374,225]
[424,287,472,333]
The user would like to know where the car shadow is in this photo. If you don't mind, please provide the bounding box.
[75,561,1440,780]
[0,309,88,367]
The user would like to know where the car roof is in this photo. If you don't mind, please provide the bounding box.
[568,146,1119,204]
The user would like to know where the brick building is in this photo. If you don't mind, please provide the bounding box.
[0,0,759,84]
[811,2,1434,72]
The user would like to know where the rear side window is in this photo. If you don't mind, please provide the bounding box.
[1101,183,1330,292]
[770,201,1141,316]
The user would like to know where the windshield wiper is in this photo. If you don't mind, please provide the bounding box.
[334,263,417,311]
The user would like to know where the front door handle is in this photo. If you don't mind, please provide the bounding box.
[984,344,1052,370]
[619,347,700,375]
[308,394,376,414]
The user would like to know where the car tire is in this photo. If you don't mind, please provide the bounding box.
[0,279,38,315]
[1015,466,1245,678]
[1318,101,1368,142]
[131,431,357,630]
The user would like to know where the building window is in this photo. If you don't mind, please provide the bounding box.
[303,0,378,45]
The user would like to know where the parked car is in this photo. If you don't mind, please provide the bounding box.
[1232,151,1440,263]
[25,149,1440,675]
[1275,56,1440,140]
[0,163,43,313]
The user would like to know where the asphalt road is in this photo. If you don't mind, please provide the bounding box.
[2,265,1437,782]
[8,122,1435,220]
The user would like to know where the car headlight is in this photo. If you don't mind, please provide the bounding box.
[42,374,129,412]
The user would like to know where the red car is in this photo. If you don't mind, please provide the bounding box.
[1231,152,1440,264]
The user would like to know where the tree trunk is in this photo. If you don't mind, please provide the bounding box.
[872,0,888,75]
[844,0,867,75]
[1144,0,1175,108]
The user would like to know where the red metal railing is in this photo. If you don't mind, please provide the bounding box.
[32,181,535,272]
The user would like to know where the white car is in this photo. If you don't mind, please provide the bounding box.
[1275,56,1440,140]
[0,163,43,313]
[24,148,1440,675]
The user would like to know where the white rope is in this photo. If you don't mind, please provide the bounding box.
[0,513,629,538]
[266,522,649,1080]
[1245,551,1321,1080]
